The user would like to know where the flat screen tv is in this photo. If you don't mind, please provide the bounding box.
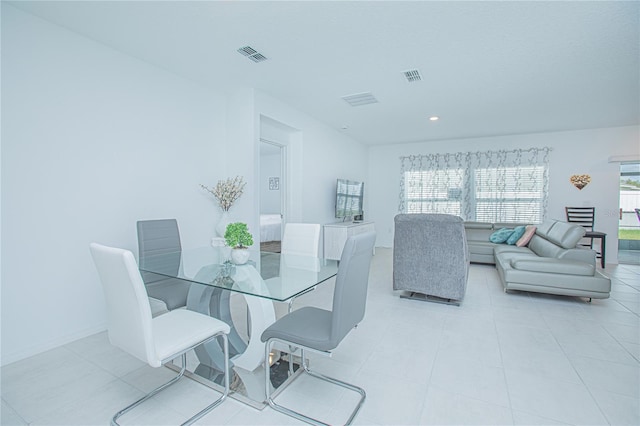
[335,179,364,220]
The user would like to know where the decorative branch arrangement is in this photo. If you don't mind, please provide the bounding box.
[200,176,246,211]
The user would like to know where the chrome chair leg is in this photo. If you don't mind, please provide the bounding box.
[112,354,187,426]
[112,333,230,426]
[285,286,316,376]
[184,334,230,426]
[264,339,366,426]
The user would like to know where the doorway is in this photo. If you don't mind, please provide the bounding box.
[259,140,284,252]
[259,115,303,253]
[618,162,640,264]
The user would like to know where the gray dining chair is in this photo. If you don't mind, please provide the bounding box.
[565,206,596,248]
[137,219,190,311]
[89,243,230,426]
[261,231,376,426]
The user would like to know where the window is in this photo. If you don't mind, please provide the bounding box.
[405,169,463,215]
[399,148,550,223]
[475,166,546,223]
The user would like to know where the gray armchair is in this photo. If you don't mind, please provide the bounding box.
[393,214,470,305]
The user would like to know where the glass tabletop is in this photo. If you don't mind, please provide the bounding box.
[139,246,339,302]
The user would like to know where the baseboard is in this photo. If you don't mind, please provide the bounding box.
[1,323,107,367]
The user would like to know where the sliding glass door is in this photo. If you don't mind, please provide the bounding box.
[618,162,640,264]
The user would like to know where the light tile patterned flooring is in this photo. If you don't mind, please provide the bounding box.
[2,248,639,425]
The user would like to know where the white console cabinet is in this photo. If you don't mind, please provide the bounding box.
[323,221,375,260]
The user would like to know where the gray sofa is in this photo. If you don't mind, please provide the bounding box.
[465,220,611,299]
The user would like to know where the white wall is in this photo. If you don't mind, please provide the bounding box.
[1,7,369,365]
[1,6,228,365]
[368,125,640,264]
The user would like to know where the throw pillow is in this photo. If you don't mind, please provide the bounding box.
[516,225,537,247]
[489,228,514,244]
[506,226,527,245]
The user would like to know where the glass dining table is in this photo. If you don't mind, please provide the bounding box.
[138,246,338,408]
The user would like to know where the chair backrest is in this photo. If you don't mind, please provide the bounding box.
[137,219,182,283]
[89,243,156,365]
[281,223,321,257]
[330,231,376,349]
[565,207,595,231]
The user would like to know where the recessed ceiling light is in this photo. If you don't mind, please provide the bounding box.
[429,116,440,121]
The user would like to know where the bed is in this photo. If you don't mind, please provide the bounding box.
[260,214,282,242]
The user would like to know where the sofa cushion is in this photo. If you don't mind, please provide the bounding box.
[546,221,586,249]
[516,225,537,247]
[506,226,527,245]
[465,221,493,230]
[528,234,564,258]
[494,245,535,256]
[510,258,595,276]
[493,222,528,230]
[471,241,497,256]
[490,228,514,243]
[535,220,556,236]
[466,228,493,242]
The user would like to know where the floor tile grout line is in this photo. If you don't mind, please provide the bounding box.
[545,313,616,425]
[491,296,518,426]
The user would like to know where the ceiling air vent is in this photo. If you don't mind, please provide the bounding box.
[403,69,422,82]
[237,46,268,63]
[341,92,379,107]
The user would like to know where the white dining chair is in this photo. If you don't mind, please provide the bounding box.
[281,223,321,257]
[280,223,321,311]
[89,243,231,426]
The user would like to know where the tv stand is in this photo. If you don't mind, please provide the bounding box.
[323,221,375,260]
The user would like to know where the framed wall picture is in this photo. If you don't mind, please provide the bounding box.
[269,177,279,190]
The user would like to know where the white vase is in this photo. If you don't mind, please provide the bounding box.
[216,211,231,237]
[231,248,251,265]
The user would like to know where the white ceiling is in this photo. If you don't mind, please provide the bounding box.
[9,1,639,146]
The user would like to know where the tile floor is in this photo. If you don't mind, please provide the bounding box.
[2,248,639,425]
[618,249,640,265]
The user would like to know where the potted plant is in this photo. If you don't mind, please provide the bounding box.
[224,222,254,264]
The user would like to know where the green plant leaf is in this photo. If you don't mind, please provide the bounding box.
[224,222,254,248]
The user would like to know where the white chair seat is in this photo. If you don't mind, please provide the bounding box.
[148,296,169,317]
[153,310,230,365]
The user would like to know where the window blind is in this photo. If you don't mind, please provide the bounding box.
[399,148,551,223]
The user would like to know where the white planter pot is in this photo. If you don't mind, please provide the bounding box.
[231,248,251,265]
